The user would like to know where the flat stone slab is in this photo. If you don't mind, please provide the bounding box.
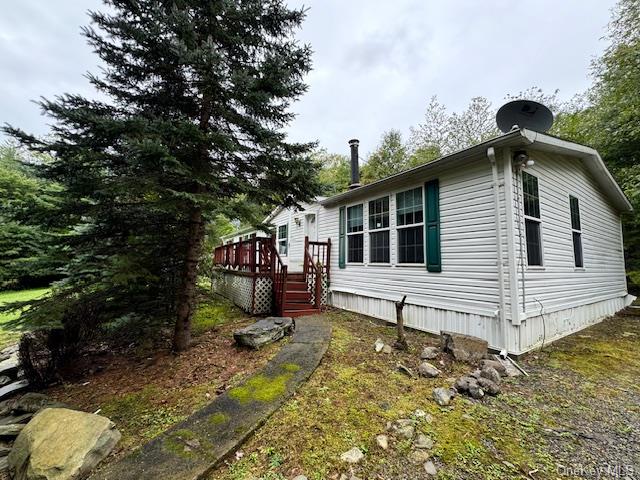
[90,315,331,480]
[0,381,29,402]
[233,317,294,349]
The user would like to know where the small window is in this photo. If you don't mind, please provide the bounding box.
[278,224,288,256]
[396,187,424,264]
[347,204,363,263]
[522,172,543,266]
[369,197,390,263]
[570,196,583,267]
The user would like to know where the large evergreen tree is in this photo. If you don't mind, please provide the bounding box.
[4,0,320,350]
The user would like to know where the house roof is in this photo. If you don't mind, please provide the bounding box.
[320,128,633,213]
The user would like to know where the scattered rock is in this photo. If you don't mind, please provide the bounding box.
[414,433,434,449]
[477,377,501,396]
[0,424,24,437]
[432,387,455,406]
[12,393,65,414]
[0,345,18,362]
[382,344,393,354]
[424,460,437,476]
[8,408,121,480]
[292,476,308,480]
[469,369,481,379]
[233,317,294,349]
[420,346,440,360]
[480,359,507,376]
[418,362,441,378]
[480,366,502,385]
[0,400,15,417]
[0,413,33,426]
[339,447,364,464]
[0,377,11,388]
[0,445,11,457]
[376,434,389,450]
[454,376,484,399]
[396,363,416,378]
[440,331,488,363]
[0,380,29,401]
[390,419,415,439]
[0,356,19,378]
[374,338,385,353]
[0,456,7,471]
[408,449,430,464]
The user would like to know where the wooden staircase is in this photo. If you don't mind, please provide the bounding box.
[282,272,321,318]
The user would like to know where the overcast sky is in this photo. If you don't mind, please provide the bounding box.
[0,0,616,157]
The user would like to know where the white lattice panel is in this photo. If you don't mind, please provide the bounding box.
[254,277,273,314]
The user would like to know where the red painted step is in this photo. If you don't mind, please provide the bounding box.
[286,290,312,301]
[286,281,308,291]
[283,308,321,318]
[287,273,305,282]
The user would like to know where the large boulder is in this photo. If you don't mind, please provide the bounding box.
[233,317,294,349]
[8,408,121,480]
[440,331,488,363]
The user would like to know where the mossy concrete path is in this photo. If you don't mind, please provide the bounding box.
[90,315,331,480]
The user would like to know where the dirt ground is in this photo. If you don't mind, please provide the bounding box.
[207,309,640,480]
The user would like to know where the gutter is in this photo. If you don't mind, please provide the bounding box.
[487,147,510,356]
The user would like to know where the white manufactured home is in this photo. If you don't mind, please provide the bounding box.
[214,128,634,355]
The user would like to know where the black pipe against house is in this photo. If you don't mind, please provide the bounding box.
[349,138,361,189]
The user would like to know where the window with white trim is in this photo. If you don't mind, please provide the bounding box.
[522,171,543,266]
[396,187,424,264]
[277,224,288,256]
[569,195,583,267]
[369,196,390,263]
[347,204,364,263]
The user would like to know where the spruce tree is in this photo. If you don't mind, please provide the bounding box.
[4,0,320,351]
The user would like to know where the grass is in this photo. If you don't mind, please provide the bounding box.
[208,309,640,480]
[0,287,50,349]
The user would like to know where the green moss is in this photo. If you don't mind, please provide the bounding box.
[164,429,198,459]
[229,373,293,404]
[192,299,242,336]
[209,412,230,425]
[280,363,301,372]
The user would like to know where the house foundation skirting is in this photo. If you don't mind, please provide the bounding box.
[213,269,272,315]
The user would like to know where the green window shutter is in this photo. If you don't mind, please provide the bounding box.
[338,206,346,269]
[424,179,441,272]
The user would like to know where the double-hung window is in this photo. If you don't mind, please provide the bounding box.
[569,196,583,268]
[369,196,390,263]
[396,187,424,264]
[522,171,543,266]
[347,204,364,263]
[277,224,288,256]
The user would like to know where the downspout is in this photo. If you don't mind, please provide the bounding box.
[487,147,510,356]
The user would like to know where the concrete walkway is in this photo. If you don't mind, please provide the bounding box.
[91,315,331,480]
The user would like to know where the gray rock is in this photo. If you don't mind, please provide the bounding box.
[376,434,389,450]
[414,433,434,449]
[420,346,440,360]
[382,344,393,354]
[469,369,482,379]
[292,476,308,480]
[408,449,430,464]
[0,357,19,378]
[480,359,508,376]
[8,408,121,480]
[0,456,7,472]
[339,447,364,464]
[233,317,294,349]
[477,377,501,396]
[0,399,15,417]
[0,380,29,401]
[432,387,455,406]
[396,363,416,378]
[480,366,501,385]
[454,376,485,399]
[374,338,385,353]
[390,419,415,439]
[424,460,437,476]
[0,446,11,457]
[418,362,441,378]
[0,424,24,437]
[0,377,11,388]
[440,331,488,363]
[0,345,18,362]
[0,413,33,426]
[13,393,65,414]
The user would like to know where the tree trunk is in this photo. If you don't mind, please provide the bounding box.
[394,295,408,351]
[173,206,205,352]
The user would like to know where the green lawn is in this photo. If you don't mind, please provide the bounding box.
[0,287,50,349]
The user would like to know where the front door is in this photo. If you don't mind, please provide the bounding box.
[304,213,317,241]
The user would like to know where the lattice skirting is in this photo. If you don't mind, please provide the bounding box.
[307,271,329,307]
[213,270,273,315]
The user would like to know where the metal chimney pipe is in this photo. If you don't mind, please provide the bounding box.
[348,139,361,189]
